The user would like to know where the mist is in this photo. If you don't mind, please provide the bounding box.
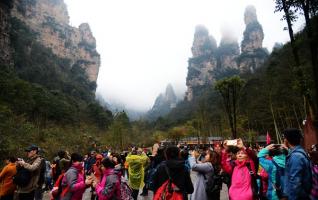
[64,0,304,111]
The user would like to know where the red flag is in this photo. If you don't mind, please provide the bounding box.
[266,131,271,145]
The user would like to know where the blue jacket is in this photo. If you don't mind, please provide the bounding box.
[258,148,286,200]
[284,145,312,200]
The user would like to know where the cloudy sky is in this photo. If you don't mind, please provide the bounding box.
[64,0,303,111]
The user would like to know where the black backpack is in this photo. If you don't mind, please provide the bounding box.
[204,173,223,197]
[38,158,46,186]
[13,167,32,187]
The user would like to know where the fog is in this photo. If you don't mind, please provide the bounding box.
[64,0,304,111]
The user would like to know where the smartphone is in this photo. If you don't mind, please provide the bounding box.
[227,139,237,146]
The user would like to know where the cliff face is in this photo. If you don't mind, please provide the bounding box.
[217,37,240,70]
[186,25,218,101]
[185,5,268,101]
[239,5,268,73]
[0,2,13,67]
[9,0,100,82]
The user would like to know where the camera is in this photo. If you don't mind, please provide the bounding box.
[227,139,237,146]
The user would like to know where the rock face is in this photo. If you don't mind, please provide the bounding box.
[238,5,268,73]
[9,0,100,82]
[147,84,178,120]
[185,5,268,101]
[186,25,218,101]
[0,1,13,67]
[217,37,240,70]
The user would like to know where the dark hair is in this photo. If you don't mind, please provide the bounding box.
[70,153,83,163]
[6,156,17,163]
[206,150,220,165]
[154,147,166,165]
[101,157,115,168]
[269,147,288,157]
[165,145,180,160]
[58,150,66,158]
[282,128,302,145]
[310,151,318,165]
[111,153,122,165]
[226,146,240,154]
[180,149,189,161]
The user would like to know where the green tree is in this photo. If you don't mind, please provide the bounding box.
[108,111,130,150]
[168,126,187,144]
[215,76,245,139]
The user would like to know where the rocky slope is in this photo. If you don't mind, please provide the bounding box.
[2,0,100,83]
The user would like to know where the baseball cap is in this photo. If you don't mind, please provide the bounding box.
[25,144,39,152]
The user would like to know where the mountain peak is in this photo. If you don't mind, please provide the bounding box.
[146,84,178,120]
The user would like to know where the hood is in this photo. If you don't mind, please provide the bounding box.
[72,162,84,171]
[165,159,185,170]
[273,154,286,168]
[114,164,122,176]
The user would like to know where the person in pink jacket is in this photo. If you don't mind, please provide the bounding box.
[61,153,93,200]
[221,139,256,200]
[94,157,121,200]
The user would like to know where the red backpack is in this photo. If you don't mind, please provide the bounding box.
[153,165,183,200]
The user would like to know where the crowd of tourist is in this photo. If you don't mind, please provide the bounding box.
[0,128,318,200]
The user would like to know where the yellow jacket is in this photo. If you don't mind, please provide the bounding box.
[125,153,148,190]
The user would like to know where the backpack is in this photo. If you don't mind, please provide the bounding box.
[272,160,285,199]
[148,162,161,191]
[51,173,66,200]
[204,173,223,197]
[13,166,32,187]
[38,158,46,186]
[246,162,261,200]
[53,159,61,182]
[153,165,183,200]
[120,176,134,200]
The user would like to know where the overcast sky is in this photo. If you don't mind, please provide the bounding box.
[64,0,303,111]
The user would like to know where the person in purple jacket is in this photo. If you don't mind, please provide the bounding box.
[61,153,93,200]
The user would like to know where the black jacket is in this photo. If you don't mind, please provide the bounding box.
[153,159,194,199]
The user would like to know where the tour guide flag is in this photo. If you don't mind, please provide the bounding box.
[266,131,271,145]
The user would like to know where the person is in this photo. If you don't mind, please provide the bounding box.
[52,150,67,183]
[282,128,312,200]
[152,145,194,200]
[147,147,165,192]
[50,158,70,200]
[44,160,53,191]
[85,151,97,175]
[189,149,220,200]
[221,139,257,200]
[93,157,121,200]
[16,144,42,200]
[0,156,17,200]
[258,144,288,200]
[309,150,318,200]
[60,153,93,200]
[125,147,149,200]
[91,153,103,200]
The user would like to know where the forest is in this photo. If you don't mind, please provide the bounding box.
[0,0,318,161]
